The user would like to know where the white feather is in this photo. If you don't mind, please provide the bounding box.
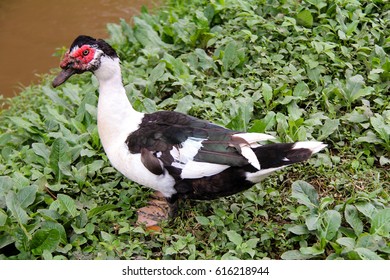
[178,137,204,161]
[180,161,230,179]
[245,167,284,183]
[170,137,205,169]
[96,57,177,198]
[240,146,261,170]
[232,132,274,170]
[233,132,275,144]
[293,141,327,154]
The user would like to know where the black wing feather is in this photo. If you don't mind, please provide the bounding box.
[125,111,250,175]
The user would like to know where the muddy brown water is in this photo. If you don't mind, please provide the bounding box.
[0,0,159,99]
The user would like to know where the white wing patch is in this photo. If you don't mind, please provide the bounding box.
[240,146,260,170]
[232,132,275,170]
[170,137,205,169]
[233,132,275,143]
[164,133,278,179]
[181,161,230,179]
[293,141,327,154]
[168,136,230,179]
[245,166,284,183]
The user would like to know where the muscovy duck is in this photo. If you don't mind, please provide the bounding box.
[52,35,326,221]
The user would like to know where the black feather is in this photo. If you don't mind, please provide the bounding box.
[125,111,250,175]
[140,148,163,175]
[69,35,118,58]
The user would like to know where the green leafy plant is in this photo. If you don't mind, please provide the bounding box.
[282,181,390,260]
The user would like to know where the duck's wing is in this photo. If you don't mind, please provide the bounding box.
[125,111,274,179]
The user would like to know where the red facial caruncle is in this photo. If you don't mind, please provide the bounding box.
[60,45,96,71]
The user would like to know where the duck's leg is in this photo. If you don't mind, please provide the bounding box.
[166,194,179,218]
[136,191,171,229]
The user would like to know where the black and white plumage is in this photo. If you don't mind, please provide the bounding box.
[53,35,326,215]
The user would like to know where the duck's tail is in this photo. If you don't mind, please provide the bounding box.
[245,141,327,183]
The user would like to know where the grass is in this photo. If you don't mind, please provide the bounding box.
[0,0,389,260]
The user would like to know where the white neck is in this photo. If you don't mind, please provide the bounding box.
[94,56,143,152]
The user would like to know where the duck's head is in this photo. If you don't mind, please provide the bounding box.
[52,35,118,87]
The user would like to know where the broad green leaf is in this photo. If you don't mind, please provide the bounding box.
[319,197,334,210]
[0,209,7,227]
[226,230,243,246]
[17,186,38,209]
[276,113,289,136]
[13,172,30,189]
[87,204,119,218]
[73,165,87,186]
[149,62,166,84]
[297,10,313,28]
[57,194,78,218]
[305,213,320,231]
[42,85,71,110]
[46,106,70,125]
[0,233,14,250]
[87,160,104,177]
[165,247,177,255]
[305,0,327,9]
[336,237,355,250]
[133,18,166,48]
[356,234,382,252]
[345,74,373,103]
[281,250,313,260]
[261,82,273,106]
[379,156,390,166]
[356,131,383,145]
[30,229,61,256]
[354,247,383,260]
[345,74,362,96]
[288,224,309,235]
[85,223,95,235]
[37,209,61,221]
[343,110,369,123]
[355,202,378,219]
[370,208,390,237]
[41,221,68,245]
[245,238,259,249]
[0,132,12,146]
[62,84,81,104]
[293,81,309,99]
[249,111,276,133]
[370,115,390,143]
[226,97,253,131]
[195,216,210,226]
[194,48,218,72]
[32,143,50,163]
[0,176,14,195]
[8,117,34,132]
[164,54,190,77]
[175,95,195,114]
[345,204,363,236]
[100,231,113,243]
[222,41,241,71]
[318,119,340,141]
[319,210,341,241]
[291,180,319,209]
[85,104,97,119]
[221,253,240,260]
[58,161,72,177]
[5,192,29,225]
[49,138,71,179]
[287,101,304,121]
[300,245,324,256]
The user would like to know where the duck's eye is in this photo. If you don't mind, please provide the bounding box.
[82,49,89,56]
